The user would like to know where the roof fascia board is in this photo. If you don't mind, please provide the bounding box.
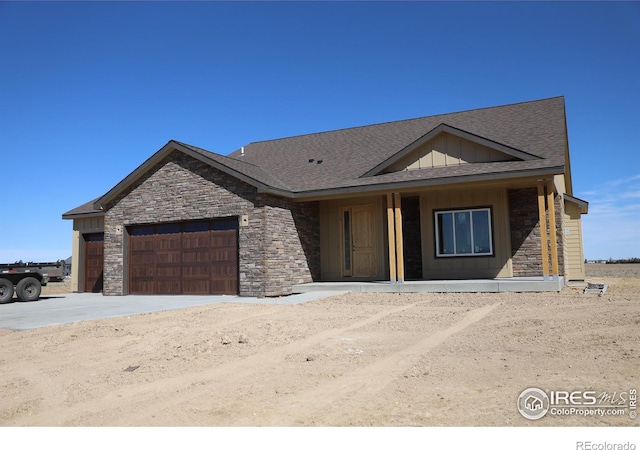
[564,193,589,214]
[288,165,564,200]
[62,210,106,220]
[362,123,541,178]
[562,103,574,196]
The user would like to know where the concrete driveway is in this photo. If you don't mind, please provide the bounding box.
[0,291,343,331]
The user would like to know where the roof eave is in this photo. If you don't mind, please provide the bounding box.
[61,210,105,220]
[287,165,565,200]
[564,193,589,214]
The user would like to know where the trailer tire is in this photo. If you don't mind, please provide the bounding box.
[16,277,41,302]
[0,278,14,303]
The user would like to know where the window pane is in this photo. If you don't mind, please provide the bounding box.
[156,224,181,235]
[454,211,472,254]
[212,219,238,231]
[130,226,154,236]
[437,212,455,255]
[472,210,491,254]
[183,222,209,233]
[84,233,104,242]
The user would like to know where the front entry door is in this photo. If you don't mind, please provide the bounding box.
[342,204,377,277]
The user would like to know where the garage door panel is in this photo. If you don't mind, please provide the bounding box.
[156,266,181,277]
[130,236,155,252]
[128,221,238,295]
[130,279,155,294]
[212,279,236,294]
[182,280,210,295]
[182,265,210,277]
[156,279,181,294]
[130,252,155,266]
[84,233,104,293]
[156,252,181,264]
[130,266,154,278]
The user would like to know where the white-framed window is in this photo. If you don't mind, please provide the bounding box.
[435,207,493,257]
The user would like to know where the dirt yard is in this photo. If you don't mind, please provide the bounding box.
[1,265,638,426]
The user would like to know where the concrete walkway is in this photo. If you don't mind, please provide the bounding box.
[0,291,344,331]
[292,277,565,293]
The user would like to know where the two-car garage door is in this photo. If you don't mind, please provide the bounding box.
[128,219,239,295]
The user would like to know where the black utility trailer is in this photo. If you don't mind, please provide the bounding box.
[0,260,65,303]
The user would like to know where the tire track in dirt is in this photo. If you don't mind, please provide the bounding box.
[258,302,501,425]
[0,304,288,425]
[13,300,424,425]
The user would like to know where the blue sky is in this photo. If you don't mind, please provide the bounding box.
[0,1,638,262]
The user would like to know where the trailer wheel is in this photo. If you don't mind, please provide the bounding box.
[16,277,41,302]
[0,278,14,303]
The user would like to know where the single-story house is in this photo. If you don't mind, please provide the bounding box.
[62,96,588,297]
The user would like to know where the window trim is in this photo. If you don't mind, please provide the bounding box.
[434,207,494,258]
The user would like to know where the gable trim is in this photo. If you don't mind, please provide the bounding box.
[564,193,589,214]
[94,141,290,211]
[361,123,542,178]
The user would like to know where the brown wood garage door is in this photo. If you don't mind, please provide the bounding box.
[128,219,238,295]
[84,233,104,293]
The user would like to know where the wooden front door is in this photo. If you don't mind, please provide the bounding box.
[342,204,377,277]
[84,233,104,293]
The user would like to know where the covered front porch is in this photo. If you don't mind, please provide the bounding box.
[292,276,565,294]
[315,177,569,289]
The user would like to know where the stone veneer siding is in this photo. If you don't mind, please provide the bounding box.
[103,151,319,297]
[259,196,320,296]
[508,187,565,277]
[401,196,423,280]
[508,188,542,276]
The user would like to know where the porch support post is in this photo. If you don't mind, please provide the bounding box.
[537,181,550,280]
[547,180,559,280]
[386,193,397,283]
[394,193,405,283]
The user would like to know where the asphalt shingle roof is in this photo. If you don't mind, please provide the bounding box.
[62,197,103,219]
[63,96,568,218]
[226,96,567,193]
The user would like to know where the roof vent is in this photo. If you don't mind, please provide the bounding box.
[240,146,245,157]
[308,158,314,163]
[317,160,323,164]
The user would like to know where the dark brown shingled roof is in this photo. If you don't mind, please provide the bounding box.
[63,97,569,218]
[176,141,291,191]
[62,197,103,219]
[226,96,567,193]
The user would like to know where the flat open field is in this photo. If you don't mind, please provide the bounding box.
[1,264,638,426]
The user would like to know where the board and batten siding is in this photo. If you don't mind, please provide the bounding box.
[420,188,512,279]
[386,132,516,172]
[563,200,586,280]
[319,196,386,281]
[70,216,105,292]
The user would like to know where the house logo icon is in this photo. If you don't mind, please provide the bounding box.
[518,388,550,420]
